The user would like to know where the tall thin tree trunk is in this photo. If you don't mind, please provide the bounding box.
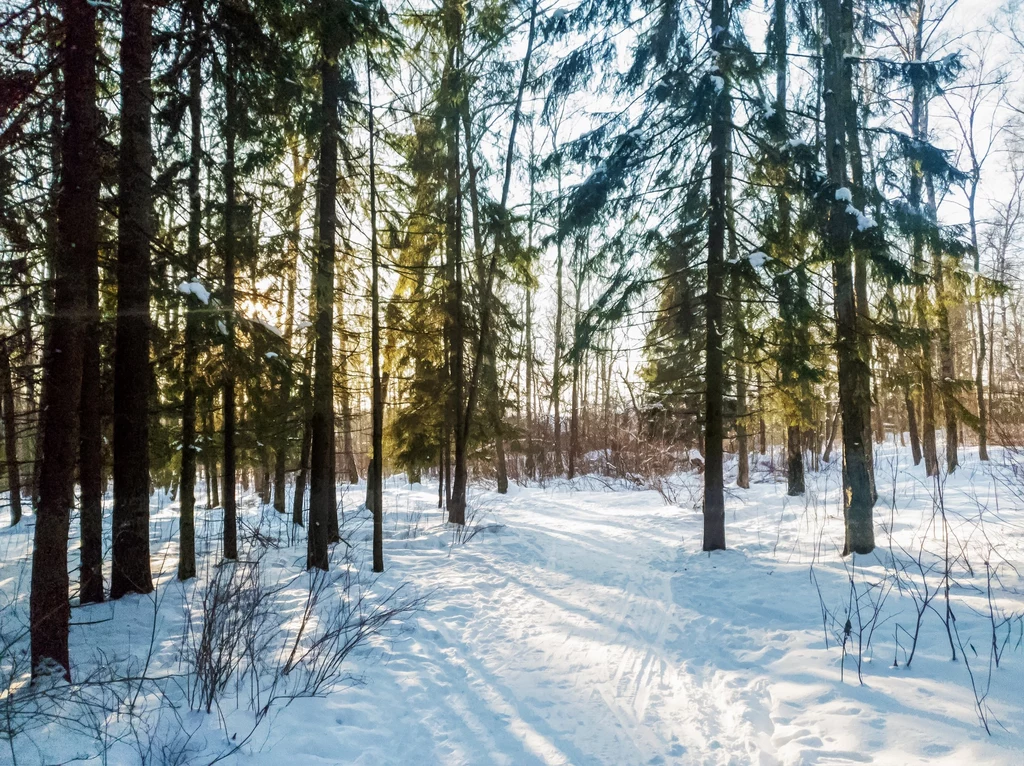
[908,11,938,477]
[1,341,22,526]
[757,372,766,455]
[221,40,239,560]
[30,0,99,677]
[308,16,340,569]
[79,244,102,601]
[843,0,876,500]
[17,259,36,505]
[368,56,384,573]
[178,0,202,579]
[524,154,536,481]
[927,173,958,473]
[553,162,564,476]
[110,0,154,598]
[340,351,359,484]
[823,0,874,555]
[703,0,730,552]
[773,0,804,496]
[969,183,988,459]
[726,144,748,490]
[32,45,63,510]
[447,111,467,525]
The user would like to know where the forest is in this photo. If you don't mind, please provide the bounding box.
[1,0,1024,762]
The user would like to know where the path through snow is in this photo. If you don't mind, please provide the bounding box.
[248,452,1022,765]
[3,445,1022,765]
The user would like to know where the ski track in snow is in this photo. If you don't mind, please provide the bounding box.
[3,444,1023,765]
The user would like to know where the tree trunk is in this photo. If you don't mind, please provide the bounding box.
[79,246,102,601]
[904,384,922,464]
[968,177,988,460]
[308,18,340,569]
[786,425,804,496]
[368,59,384,572]
[703,0,730,552]
[568,274,581,480]
[30,0,99,678]
[823,0,874,555]
[528,157,536,481]
[553,160,564,476]
[340,352,359,484]
[772,0,805,496]
[757,373,766,455]
[293,301,314,526]
[1,341,22,526]
[221,39,239,560]
[908,13,938,478]
[843,1,876,500]
[110,0,154,598]
[928,173,958,473]
[726,142,748,491]
[178,0,202,579]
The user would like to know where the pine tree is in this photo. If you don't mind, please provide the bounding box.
[30,0,100,677]
[110,0,155,599]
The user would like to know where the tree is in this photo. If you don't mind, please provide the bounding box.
[368,51,384,573]
[702,0,730,552]
[177,0,204,581]
[30,0,100,677]
[110,0,155,599]
[822,0,874,555]
[0,337,21,525]
[307,0,342,570]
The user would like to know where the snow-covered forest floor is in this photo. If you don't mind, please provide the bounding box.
[2,441,1023,765]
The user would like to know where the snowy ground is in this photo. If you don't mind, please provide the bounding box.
[2,442,1023,765]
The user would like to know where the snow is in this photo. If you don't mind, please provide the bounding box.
[1,442,1022,764]
[856,211,877,231]
[844,203,878,231]
[835,187,853,203]
[217,320,228,335]
[256,319,284,337]
[710,75,725,93]
[729,250,770,268]
[747,250,769,269]
[177,280,211,305]
[265,351,279,359]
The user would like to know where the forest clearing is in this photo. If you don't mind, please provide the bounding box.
[3,442,1022,764]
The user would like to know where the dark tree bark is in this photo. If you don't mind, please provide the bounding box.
[1,340,22,526]
[726,147,748,491]
[927,175,959,473]
[823,0,874,555]
[293,322,313,525]
[221,40,239,560]
[842,0,876,500]
[368,57,384,572]
[30,0,100,678]
[78,250,102,602]
[178,0,203,580]
[524,155,537,479]
[340,351,359,484]
[32,43,63,511]
[702,0,730,552]
[308,16,340,569]
[110,0,154,599]
[552,160,564,476]
[16,259,36,507]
